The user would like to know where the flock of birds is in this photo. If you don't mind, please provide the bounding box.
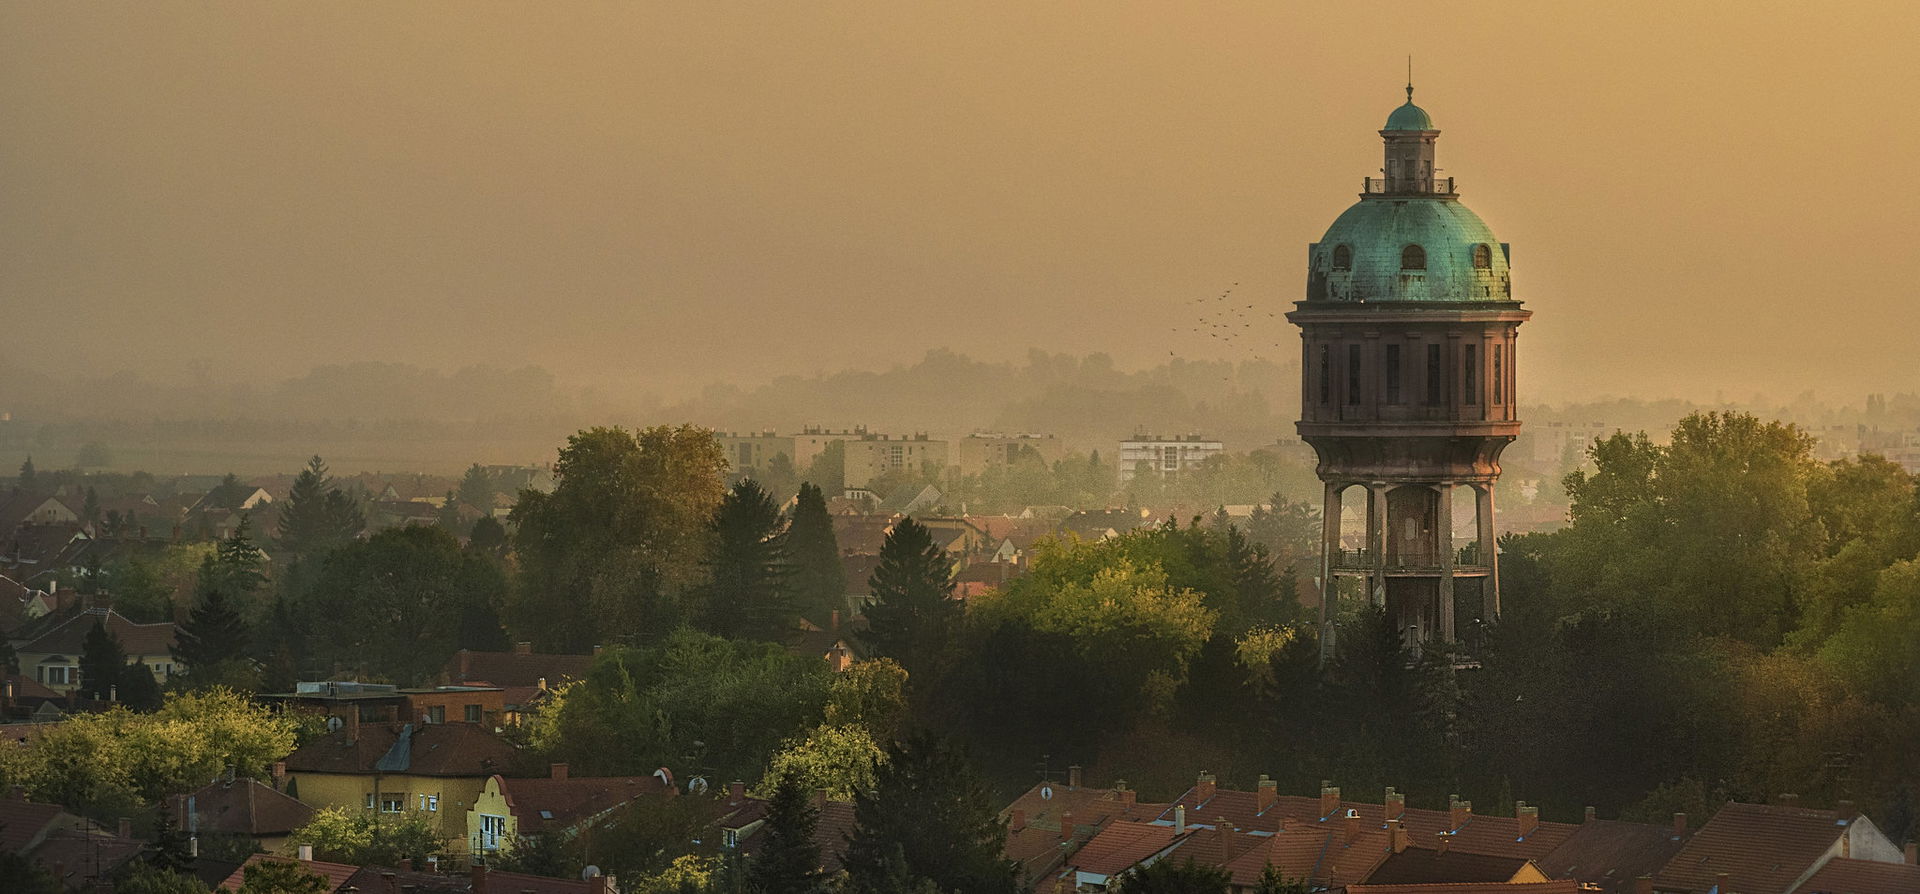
[1169,282,1289,380]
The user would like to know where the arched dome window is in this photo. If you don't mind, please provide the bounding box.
[1331,244,1352,271]
[1400,244,1426,270]
[1472,244,1492,269]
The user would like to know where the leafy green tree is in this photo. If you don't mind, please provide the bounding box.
[802,441,846,496]
[509,425,729,650]
[469,515,509,557]
[116,864,211,894]
[841,737,1018,894]
[703,479,793,641]
[300,525,507,685]
[287,807,445,866]
[786,483,847,625]
[1113,858,1231,893]
[745,776,828,894]
[1821,559,1920,707]
[438,489,467,533]
[80,618,127,700]
[1254,865,1310,894]
[458,463,497,513]
[235,858,329,894]
[760,723,887,801]
[823,658,909,739]
[860,518,960,675]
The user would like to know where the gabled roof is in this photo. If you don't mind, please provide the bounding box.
[1538,819,1689,894]
[1364,847,1534,884]
[1346,882,1582,894]
[1068,820,1184,878]
[1652,802,1861,894]
[1795,856,1920,894]
[187,777,316,837]
[16,607,178,657]
[284,722,518,778]
[494,773,674,834]
[219,854,361,893]
[444,648,594,689]
[831,516,898,556]
[0,493,75,531]
[0,796,80,854]
[1217,824,1392,889]
[1149,786,1578,862]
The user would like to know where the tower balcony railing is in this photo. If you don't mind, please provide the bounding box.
[1329,545,1493,573]
[1362,177,1455,195]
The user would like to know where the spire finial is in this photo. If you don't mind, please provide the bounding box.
[1406,55,1414,101]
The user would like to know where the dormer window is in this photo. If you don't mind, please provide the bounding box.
[1331,244,1352,271]
[1400,245,1426,270]
[1472,244,1493,269]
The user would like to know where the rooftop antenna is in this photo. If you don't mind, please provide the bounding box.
[1407,55,1414,102]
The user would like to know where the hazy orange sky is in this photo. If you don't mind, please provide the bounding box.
[4,3,1916,405]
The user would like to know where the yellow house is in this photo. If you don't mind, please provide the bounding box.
[468,764,677,859]
[282,714,520,863]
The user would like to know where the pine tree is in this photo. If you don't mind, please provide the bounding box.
[786,483,847,625]
[79,618,126,701]
[174,587,250,672]
[842,736,1017,894]
[859,517,959,673]
[457,464,496,513]
[117,661,165,711]
[438,490,465,533]
[703,479,793,641]
[1113,858,1231,893]
[745,776,828,894]
[147,807,195,874]
[82,486,101,529]
[16,456,36,491]
[279,456,353,556]
[203,517,267,604]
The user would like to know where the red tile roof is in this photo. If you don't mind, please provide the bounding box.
[1345,881,1582,894]
[1068,820,1184,878]
[1652,802,1859,894]
[444,648,593,689]
[219,854,361,892]
[1796,857,1920,894]
[1363,847,1533,885]
[1152,786,1577,862]
[1537,819,1689,894]
[18,608,178,657]
[496,773,674,834]
[284,722,519,778]
[187,778,315,837]
[0,797,76,854]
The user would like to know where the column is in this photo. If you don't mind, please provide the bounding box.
[1477,483,1499,620]
[1319,479,1343,663]
[1368,483,1389,607]
[1437,483,1455,642]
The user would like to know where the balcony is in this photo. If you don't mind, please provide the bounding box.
[1329,545,1492,576]
[1362,177,1456,196]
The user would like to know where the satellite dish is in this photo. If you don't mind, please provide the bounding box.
[582,866,602,879]
[654,767,676,789]
[687,777,711,796]
[1040,785,1054,801]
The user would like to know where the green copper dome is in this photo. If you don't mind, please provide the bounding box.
[1384,100,1433,131]
[1307,198,1512,303]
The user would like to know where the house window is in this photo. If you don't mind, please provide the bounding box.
[1160,446,1180,471]
[381,795,405,813]
[1472,244,1493,269]
[1346,345,1361,405]
[1384,344,1402,404]
[479,814,506,851]
[1493,346,1503,403]
[723,829,739,849]
[1318,345,1331,405]
[1426,345,1443,406]
[427,705,445,724]
[365,793,376,810]
[43,666,72,686]
[1331,244,1352,271]
[465,704,482,724]
[1463,344,1479,405]
[1401,244,1426,270]
[418,794,438,812]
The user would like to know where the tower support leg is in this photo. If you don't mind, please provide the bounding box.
[1437,483,1455,643]
[1319,480,1343,664]
[1478,483,1499,621]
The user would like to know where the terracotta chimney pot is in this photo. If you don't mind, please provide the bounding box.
[1435,832,1450,855]
[1257,775,1277,813]
[1321,784,1341,818]
[550,762,569,780]
[1633,877,1653,894]
[1195,772,1216,802]
[1385,787,1406,821]
[1387,818,1407,854]
[729,781,746,804]
[1060,811,1074,841]
[1449,798,1472,831]
[1673,812,1687,839]
[513,641,532,656]
[1517,803,1539,838]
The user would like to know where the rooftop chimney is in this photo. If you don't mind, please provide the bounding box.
[1634,877,1653,894]
[1321,784,1341,819]
[550,763,569,780]
[344,710,359,744]
[470,863,488,894]
[1517,803,1539,838]
[398,859,413,872]
[1836,799,1857,818]
[1449,798,1472,831]
[1904,842,1916,865]
[1717,873,1730,894]
[1116,780,1135,807]
[1387,819,1408,854]
[1436,832,1451,855]
[117,817,131,839]
[1344,809,1361,845]
[1060,811,1074,841]
[1778,793,1799,807]
[513,641,532,656]
[1219,820,1236,860]
[1673,813,1687,839]
[299,844,314,862]
[1174,804,1186,835]
[729,781,746,804]
[1256,775,1276,813]
[272,761,287,789]
[1585,806,1597,823]
[1068,765,1082,789]
[830,610,841,633]
[1009,809,1026,833]
[1195,772,1216,802]
[1385,786,1406,821]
